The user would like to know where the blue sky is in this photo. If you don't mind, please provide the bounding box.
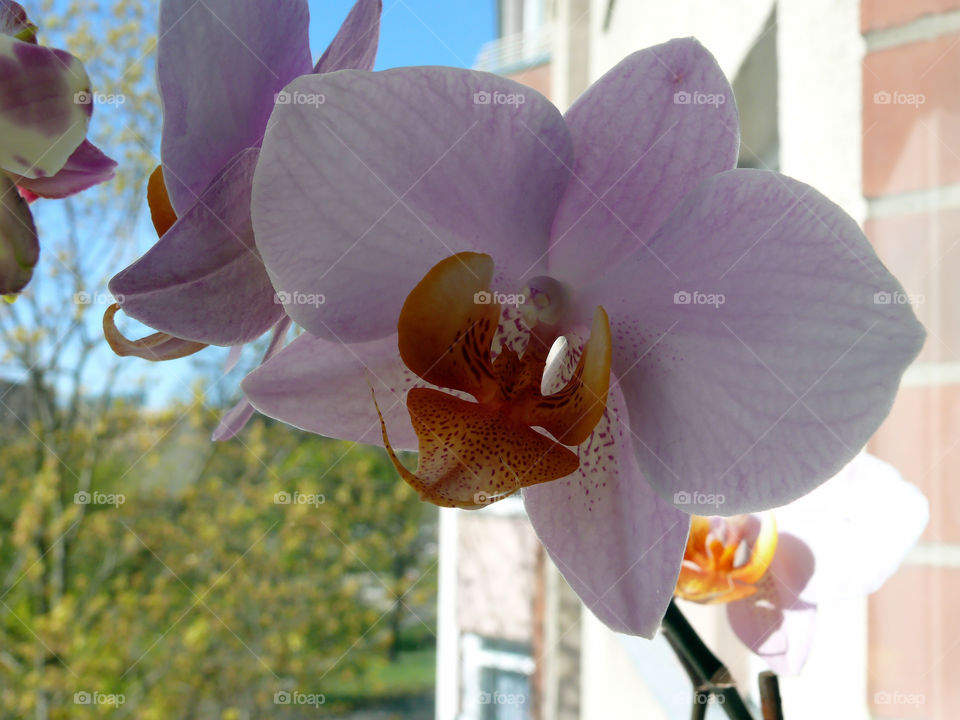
[309,0,496,69]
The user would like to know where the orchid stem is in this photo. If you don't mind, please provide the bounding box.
[661,600,756,720]
[758,671,784,720]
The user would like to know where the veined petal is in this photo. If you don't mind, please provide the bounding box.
[548,38,739,286]
[314,0,381,73]
[0,172,37,294]
[725,534,818,675]
[157,0,312,215]
[773,452,928,604]
[524,374,691,638]
[376,387,579,508]
[109,149,283,346]
[581,169,925,514]
[14,140,115,200]
[0,34,91,179]
[242,331,423,451]
[253,68,573,342]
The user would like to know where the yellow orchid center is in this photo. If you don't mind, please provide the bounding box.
[675,514,778,604]
[374,251,612,509]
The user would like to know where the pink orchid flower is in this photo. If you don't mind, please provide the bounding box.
[103,0,381,438]
[0,0,116,294]
[677,453,928,674]
[242,38,924,636]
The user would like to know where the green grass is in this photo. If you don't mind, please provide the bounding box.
[330,648,436,700]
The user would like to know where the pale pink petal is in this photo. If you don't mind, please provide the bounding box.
[157,0,312,214]
[314,0,381,73]
[524,374,690,638]
[548,37,739,285]
[14,140,115,199]
[773,452,928,603]
[580,169,925,514]
[242,331,422,450]
[725,534,817,675]
[109,149,283,346]
[252,68,572,341]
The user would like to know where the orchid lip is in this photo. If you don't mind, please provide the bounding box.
[375,252,612,509]
[675,513,779,605]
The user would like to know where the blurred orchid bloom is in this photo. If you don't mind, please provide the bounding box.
[0,0,115,295]
[103,0,381,439]
[242,38,923,636]
[676,453,928,674]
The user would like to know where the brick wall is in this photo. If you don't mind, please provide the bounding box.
[863,3,960,718]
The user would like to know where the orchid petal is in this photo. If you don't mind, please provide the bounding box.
[0,34,91,179]
[253,68,573,341]
[314,0,381,73]
[725,534,818,675]
[157,0,312,215]
[581,169,925,514]
[212,315,291,441]
[242,331,422,451]
[0,172,37,294]
[773,452,928,604]
[109,149,283,346]
[524,374,690,638]
[548,38,739,286]
[14,140,115,199]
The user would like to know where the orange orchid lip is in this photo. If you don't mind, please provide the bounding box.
[675,513,778,604]
[375,251,612,508]
[103,303,207,361]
